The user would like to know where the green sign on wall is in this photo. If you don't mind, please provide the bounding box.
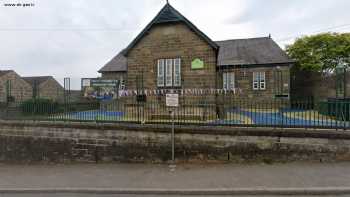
[191,58,204,69]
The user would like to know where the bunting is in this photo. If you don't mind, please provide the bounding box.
[117,88,241,97]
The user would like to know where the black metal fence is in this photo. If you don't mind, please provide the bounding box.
[0,94,349,130]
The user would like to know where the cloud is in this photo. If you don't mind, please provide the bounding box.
[0,0,159,85]
[226,0,350,46]
[0,0,349,89]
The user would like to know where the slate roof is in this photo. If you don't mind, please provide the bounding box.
[216,37,294,66]
[122,3,218,55]
[98,50,127,73]
[0,70,13,77]
[99,5,294,73]
[22,76,52,86]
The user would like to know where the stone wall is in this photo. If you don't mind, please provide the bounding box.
[127,23,217,91]
[0,120,350,163]
[0,71,32,103]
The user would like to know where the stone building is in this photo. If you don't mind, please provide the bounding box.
[98,51,127,90]
[0,70,33,103]
[22,76,64,102]
[98,3,294,100]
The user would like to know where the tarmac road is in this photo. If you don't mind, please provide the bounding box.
[1,162,350,196]
[2,195,350,197]
[1,162,350,189]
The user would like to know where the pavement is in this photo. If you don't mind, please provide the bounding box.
[1,162,350,196]
[4,194,350,197]
[2,195,350,197]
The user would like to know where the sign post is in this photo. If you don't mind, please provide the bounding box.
[166,94,179,166]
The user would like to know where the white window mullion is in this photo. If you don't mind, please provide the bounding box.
[157,59,165,87]
[173,58,181,87]
[165,59,173,87]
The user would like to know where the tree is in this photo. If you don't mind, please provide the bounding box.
[286,33,350,72]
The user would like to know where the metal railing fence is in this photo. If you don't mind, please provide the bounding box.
[0,94,349,130]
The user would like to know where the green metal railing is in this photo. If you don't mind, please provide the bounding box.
[0,96,349,130]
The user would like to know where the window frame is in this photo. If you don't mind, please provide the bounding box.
[259,72,266,90]
[173,58,181,87]
[157,59,165,87]
[157,58,182,88]
[165,59,173,87]
[119,76,126,90]
[253,71,266,90]
[223,72,235,90]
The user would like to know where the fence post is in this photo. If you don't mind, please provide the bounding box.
[348,101,350,131]
[171,109,175,163]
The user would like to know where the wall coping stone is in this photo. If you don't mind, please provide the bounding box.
[0,120,349,140]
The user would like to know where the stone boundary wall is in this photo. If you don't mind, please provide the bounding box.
[0,120,350,163]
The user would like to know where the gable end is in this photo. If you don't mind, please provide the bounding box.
[123,3,218,56]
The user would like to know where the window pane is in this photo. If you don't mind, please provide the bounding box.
[253,82,259,90]
[157,59,165,87]
[223,72,235,90]
[260,82,265,90]
[166,59,173,87]
[173,58,181,87]
[253,72,258,90]
[260,72,266,90]
[120,77,125,90]
[260,72,265,81]
[253,72,259,82]
[229,72,235,90]
[253,72,266,90]
[223,72,227,89]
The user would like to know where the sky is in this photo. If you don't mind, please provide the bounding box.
[0,0,350,89]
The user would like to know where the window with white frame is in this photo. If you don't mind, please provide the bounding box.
[157,59,165,87]
[173,59,181,87]
[253,72,266,90]
[119,76,125,90]
[157,58,181,87]
[223,72,235,90]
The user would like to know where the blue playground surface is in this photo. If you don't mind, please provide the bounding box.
[214,108,350,128]
[69,110,124,120]
[62,108,349,128]
[238,109,332,127]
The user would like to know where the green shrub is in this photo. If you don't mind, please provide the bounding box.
[20,98,60,115]
[65,102,100,112]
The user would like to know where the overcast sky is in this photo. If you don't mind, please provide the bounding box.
[0,0,350,88]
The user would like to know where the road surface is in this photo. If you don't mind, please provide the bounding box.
[1,195,350,197]
[0,162,350,196]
